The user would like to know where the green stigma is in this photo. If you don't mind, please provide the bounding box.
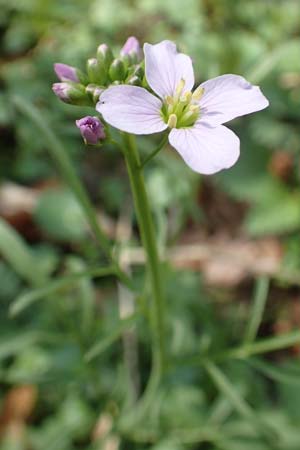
[160,80,204,129]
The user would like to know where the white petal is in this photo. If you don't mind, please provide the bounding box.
[144,41,194,99]
[96,85,167,135]
[169,123,240,175]
[199,74,269,126]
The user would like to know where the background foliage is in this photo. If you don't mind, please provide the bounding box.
[1,0,300,449]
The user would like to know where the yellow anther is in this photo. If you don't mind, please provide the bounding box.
[165,95,174,105]
[180,91,192,103]
[192,86,204,101]
[167,113,177,129]
[189,104,200,113]
[175,78,186,96]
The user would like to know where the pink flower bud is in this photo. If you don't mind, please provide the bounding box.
[52,82,73,103]
[54,63,79,82]
[52,82,89,105]
[120,36,141,60]
[75,116,106,145]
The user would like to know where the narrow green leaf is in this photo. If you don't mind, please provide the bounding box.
[85,313,138,361]
[204,361,279,446]
[9,265,116,317]
[225,331,300,360]
[207,395,234,425]
[204,361,254,421]
[244,276,269,344]
[248,358,300,386]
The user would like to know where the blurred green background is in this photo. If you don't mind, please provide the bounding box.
[1,0,300,449]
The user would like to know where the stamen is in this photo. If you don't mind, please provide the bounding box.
[165,95,174,105]
[192,86,204,101]
[178,108,199,127]
[180,91,192,103]
[162,82,201,128]
[167,114,177,129]
[175,78,186,96]
[189,104,200,113]
[167,103,174,115]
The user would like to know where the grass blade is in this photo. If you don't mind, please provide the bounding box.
[244,276,269,344]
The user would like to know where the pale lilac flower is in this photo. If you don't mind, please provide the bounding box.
[54,63,79,82]
[97,40,269,174]
[76,116,105,144]
[120,36,141,60]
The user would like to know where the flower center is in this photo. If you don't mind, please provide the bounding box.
[160,79,204,129]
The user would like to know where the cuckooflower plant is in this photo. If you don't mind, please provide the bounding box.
[97,40,269,174]
[51,38,270,381]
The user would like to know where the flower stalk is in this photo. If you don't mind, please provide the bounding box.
[122,132,166,373]
[139,133,169,169]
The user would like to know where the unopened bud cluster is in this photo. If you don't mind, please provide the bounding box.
[52,37,144,108]
[52,37,143,146]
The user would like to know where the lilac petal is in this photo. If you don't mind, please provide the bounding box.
[96,85,167,135]
[168,123,240,175]
[144,41,194,99]
[198,74,269,126]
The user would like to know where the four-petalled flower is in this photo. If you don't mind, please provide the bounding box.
[97,40,269,174]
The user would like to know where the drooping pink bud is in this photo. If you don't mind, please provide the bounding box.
[52,82,89,105]
[52,82,73,103]
[75,116,106,145]
[54,63,79,82]
[120,36,141,59]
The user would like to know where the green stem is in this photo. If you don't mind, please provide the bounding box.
[122,133,166,373]
[139,133,168,169]
[12,96,133,290]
